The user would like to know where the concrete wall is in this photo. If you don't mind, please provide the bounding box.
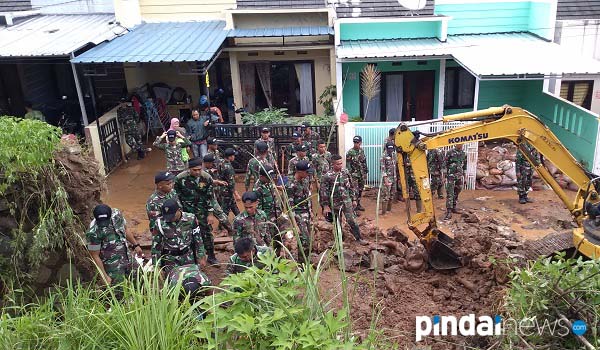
[137,0,235,21]
[123,62,202,107]
[339,20,442,41]
[232,12,328,28]
[435,0,556,39]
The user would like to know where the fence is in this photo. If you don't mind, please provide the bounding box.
[212,124,338,172]
[345,120,478,189]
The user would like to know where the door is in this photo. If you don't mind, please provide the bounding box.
[403,71,435,121]
[0,64,25,116]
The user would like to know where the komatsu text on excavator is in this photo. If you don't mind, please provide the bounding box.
[394,106,600,270]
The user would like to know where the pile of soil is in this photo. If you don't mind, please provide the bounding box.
[315,211,526,348]
[0,143,104,294]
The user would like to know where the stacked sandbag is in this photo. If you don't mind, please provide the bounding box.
[475,143,577,191]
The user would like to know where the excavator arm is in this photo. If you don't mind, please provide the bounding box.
[395,106,600,268]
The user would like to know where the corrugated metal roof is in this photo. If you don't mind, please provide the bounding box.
[338,32,600,77]
[557,0,600,20]
[229,26,332,37]
[0,14,124,57]
[72,21,228,63]
[332,0,434,18]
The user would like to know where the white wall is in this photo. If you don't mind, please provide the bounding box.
[31,0,113,14]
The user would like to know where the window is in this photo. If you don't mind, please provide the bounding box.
[444,67,475,109]
[560,81,593,110]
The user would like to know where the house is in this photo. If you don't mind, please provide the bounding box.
[550,0,600,114]
[334,0,600,177]
[0,0,126,126]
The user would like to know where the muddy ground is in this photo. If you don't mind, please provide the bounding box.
[103,147,576,348]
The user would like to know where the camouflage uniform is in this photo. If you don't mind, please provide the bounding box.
[117,106,143,153]
[151,212,205,274]
[232,209,271,245]
[286,176,312,262]
[303,131,319,154]
[405,160,421,201]
[146,190,180,232]
[175,170,232,254]
[311,151,332,179]
[346,147,369,200]
[153,137,192,173]
[320,169,362,240]
[380,153,397,202]
[516,144,540,198]
[167,264,211,290]
[253,179,287,251]
[287,156,311,177]
[445,147,467,210]
[219,158,240,217]
[207,148,223,169]
[244,156,274,190]
[226,245,271,275]
[86,209,132,283]
[427,149,445,198]
[254,137,276,163]
[382,136,395,151]
[286,141,311,163]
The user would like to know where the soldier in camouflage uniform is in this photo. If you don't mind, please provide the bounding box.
[288,144,311,176]
[382,128,396,151]
[219,148,241,217]
[146,171,180,232]
[254,164,289,255]
[516,143,540,204]
[86,204,142,285]
[203,153,228,206]
[311,140,332,179]
[255,127,276,164]
[226,237,271,275]
[154,130,192,174]
[380,143,397,215]
[233,191,272,246]
[175,158,233,265]
[245,141,274,191]
[427,148,445,199]
[346,135,369,211]
[117,101,147,160]
[167,264,211,300]
[286,160,314,263]
[206,137,223,169]
[301,122,319,154]
[286,132,311,164]
[444,144,467,220]
[320,155,367,244]
[152,199,206,274]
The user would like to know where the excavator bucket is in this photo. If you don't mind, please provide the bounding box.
[428,232,462,270]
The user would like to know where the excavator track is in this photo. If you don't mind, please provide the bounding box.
[517,231,574,261]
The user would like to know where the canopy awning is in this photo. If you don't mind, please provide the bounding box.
[0,14,125,58]
[228,26,333,38]
[338,32,600,79]
[72,21,228,65]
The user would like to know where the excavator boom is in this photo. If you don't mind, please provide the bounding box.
[395,106,600,269]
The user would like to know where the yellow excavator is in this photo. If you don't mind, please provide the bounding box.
[394,106,600,270]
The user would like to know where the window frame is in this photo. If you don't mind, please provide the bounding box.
[444,67,475,110]
[561,80,593,110]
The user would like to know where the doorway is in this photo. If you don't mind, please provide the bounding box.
[0,64,25,116]
[379,70,435,122]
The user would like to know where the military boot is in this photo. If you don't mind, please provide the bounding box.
[451,207,460,214]
[386,199,392,212]
[137,149,145,160]
[525,195,534,203]
[415,200,423,213]
[356,201,365,211]
[380,203,387,216]
[352,226,368,246]
[207,250,218,265]
[444,210,452,220]
[519,195,527,204]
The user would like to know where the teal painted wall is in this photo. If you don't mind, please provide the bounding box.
[435,1,552,36]
[478,79,598,171]
[342,60,441,120]
[339,21,441,41]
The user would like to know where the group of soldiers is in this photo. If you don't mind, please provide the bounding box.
[86,120,536,300]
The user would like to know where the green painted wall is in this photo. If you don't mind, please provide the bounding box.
[342,60,441,120]
[435,1,552,36]
[339,21,441,41]
[477,80,535,110]
[444,108,473,115]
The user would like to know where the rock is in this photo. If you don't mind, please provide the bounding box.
[489,168,503,176]
[44,251,63,267]
[386,226,410,244]
[379,240,407,256]
[462,212,480,224]
[384,264,402,275]
[369,250,385,270]
[35,265,53,285]
[404,244,427,273]
[432,288,451,302]
[56,263,80,283]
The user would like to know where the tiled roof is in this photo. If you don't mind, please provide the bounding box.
[557,0,600,20]
[332,0,434,18]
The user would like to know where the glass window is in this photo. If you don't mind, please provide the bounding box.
[444,67,475,109]
[560,81,593,110]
